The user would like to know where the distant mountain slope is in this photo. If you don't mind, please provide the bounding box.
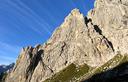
[0,63,14,82]
[0,63,14,74]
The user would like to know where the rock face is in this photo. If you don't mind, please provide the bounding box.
[5,0,128,82]
[88,0,128,54]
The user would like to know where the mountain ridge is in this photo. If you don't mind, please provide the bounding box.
[4,0,128,82]
[0,63,14,74]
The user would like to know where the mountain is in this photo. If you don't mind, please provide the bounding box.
[4,0,128,82]
[0,63,14,74]
[0,63,14,82]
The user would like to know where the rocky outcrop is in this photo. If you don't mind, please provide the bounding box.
[5,0,128,82]
[88,0,128,54]
[5,8,114,82]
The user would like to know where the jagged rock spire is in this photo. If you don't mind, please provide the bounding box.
[5,8,114,82]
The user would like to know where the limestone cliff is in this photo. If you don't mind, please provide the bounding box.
[5,0,128,82]
[88,0,128,54]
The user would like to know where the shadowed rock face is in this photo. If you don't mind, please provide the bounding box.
[5,0,128,82]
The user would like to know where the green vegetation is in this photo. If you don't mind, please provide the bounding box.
[44,54,128,82]
[44,63,90,82]
[93,54,128,75]
[120,55,128,64]
[94,54,123,74]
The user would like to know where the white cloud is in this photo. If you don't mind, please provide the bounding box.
[7,0,52,35]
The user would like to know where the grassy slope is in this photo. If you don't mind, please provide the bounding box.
[43,54,128,82]
[80,54,128,81]
[44,64,90,82]
[94,54,128,74]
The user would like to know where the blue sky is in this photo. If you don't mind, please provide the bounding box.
[0,0,94,65]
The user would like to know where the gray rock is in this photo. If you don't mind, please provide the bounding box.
[88,0,128,54]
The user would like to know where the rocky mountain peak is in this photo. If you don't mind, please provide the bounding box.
[63,8,84,25]
[4,0,128,82]
[5,8,115,82]
[70,8,81,16]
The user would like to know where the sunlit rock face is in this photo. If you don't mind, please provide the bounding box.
[5,0,128,82]
[5,9,114,82]
[88,0,128,54]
